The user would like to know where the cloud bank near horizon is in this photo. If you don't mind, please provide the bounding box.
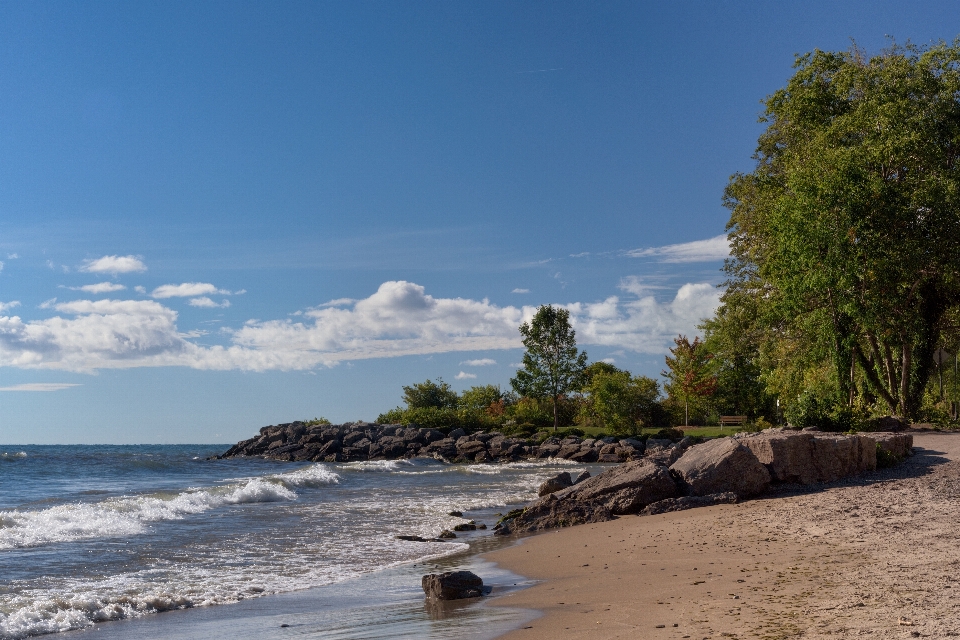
[0,280,720,373]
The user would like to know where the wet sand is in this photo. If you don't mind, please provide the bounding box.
[485,432,960,639]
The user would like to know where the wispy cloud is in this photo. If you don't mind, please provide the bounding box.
[6,253,18,260]
[511,288,530,294]
[461,358,497,366]
[80,255,147,274]
[0,301,21,313]
[455,371,477,380]
[70,282,127,294]
[625,235,730,263]
[188,297,231,308]
[152,283,229,299]
[0,281,720,372]
[0,383,81,391]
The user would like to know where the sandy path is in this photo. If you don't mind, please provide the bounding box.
[484,432,960,639]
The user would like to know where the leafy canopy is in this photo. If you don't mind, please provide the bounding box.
[510,305,588,429]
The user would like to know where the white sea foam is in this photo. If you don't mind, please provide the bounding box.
[0,470,336,551]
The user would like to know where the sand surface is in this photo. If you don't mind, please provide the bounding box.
[484,432,960,639]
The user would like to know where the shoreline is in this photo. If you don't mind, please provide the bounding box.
[482,431,960,639]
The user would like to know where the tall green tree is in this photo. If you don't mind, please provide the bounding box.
[722,41,960,419]
[511,305,589,430]
[662,335,718,426]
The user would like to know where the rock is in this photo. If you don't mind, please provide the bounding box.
[396,535,447,542]
[573,470,591,484]
[342,431,366,446]
[640,492,738,516]
[499,460,679,534]
[447,428,466,439]
[538,472,573,496]
[536,443,561,458]
[645,438,672,450]
[645,444,684,466]
[598,453,621,463]
[868,432,913,460]
[738,431,876,484]
[447,510,463,517]
[557,444,581,459]
[422,571,484,600]
[453,522,477,531]
[569,447,599,463]
[456,440,487,458]
[875,415,908,432]
[670,438,771,498]
[438,529,457,539]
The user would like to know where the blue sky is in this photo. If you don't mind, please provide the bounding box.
[0,1,956,444]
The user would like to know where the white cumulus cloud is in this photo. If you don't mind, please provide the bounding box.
[0,301,20,313]
[80,255,147,274]
[460,358,497,366]
[626,235,730,263]
[152,283,229,299]
[0,281,721,372]
[188,297,231,308]
[455,371,477,380]
[72,282,127,294]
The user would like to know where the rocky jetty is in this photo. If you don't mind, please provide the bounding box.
[496,429,914,535]
[216,421,654,463]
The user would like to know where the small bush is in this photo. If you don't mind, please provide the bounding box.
[876,443,899,469]
[654,427,685,441]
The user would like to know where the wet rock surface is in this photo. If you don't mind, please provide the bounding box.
[422,570,485,600]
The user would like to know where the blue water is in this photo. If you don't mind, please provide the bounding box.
[0,445,590,639]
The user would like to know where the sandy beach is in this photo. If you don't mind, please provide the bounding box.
[485,431,960,639]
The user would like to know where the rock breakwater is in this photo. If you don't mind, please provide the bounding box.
[216,421,657,463]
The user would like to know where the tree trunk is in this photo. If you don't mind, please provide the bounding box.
[553,394,559,431]
[900,341,912,417]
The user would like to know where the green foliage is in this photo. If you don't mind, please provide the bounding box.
[402,378,459,410]
[876,444,899,469]
[579,370,662,436]
[662,335,718,426]
[579,361,623,389]
[303,417,331,426]
[783,391,833,429]
[653,427,685,441]
[459,384,511,412]
[508,396,554,429]
[721,40,960,419]
[511,305,589,430]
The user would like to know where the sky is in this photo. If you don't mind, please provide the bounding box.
[1,1,957,444]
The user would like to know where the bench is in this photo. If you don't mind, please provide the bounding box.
[719,415,747,428]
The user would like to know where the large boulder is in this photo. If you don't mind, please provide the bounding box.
[498,460,679,535]
[738,431,876,484]
[422,571,485,600]
[670,438,771,498]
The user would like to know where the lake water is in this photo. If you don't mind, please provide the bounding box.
[0,445,593,639]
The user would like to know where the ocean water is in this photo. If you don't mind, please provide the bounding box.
[0,445,592,639]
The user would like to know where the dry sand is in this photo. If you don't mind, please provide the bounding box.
[484,431,960,639]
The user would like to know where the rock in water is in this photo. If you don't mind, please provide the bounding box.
[670,437,771,498]
[422,571,484,600]
[538,471,573,496]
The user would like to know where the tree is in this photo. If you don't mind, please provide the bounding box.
[721,41,960,419]
[662,335,718,426]
[402,378,459,410]
[580,370,662,436]
[511,305,589,430]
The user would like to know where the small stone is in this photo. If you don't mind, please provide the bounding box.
[447,510,463,517]
[655,624,666,628]
[438,529,457,539]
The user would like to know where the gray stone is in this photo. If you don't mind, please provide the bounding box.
[670,438,771,498]
[538,472,573,496]
[422,571,484,600]
[868,432,913,460]
[640,492,739,516]
[447,428,466,439]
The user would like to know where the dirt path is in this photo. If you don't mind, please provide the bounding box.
[485,432,960,639]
